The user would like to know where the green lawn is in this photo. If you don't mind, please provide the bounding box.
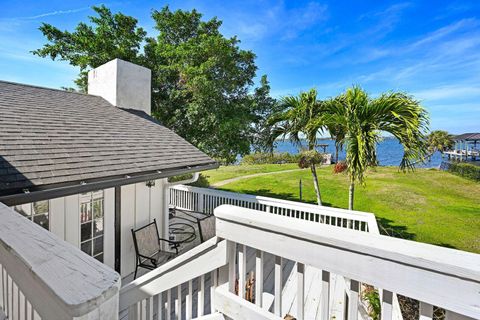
[203,163,299,183]
[200,164,480,253]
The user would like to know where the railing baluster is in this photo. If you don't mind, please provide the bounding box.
[128,302,139,320]
[167,289,172,320]
[274,255,283,316]
[238,244,246,299]
[381,290,393,320]
[8,274,12,318]
[141,299,147,320]
[211,269,218,312]
[186,280,192,320]
[148,297,154,320]
[228,241,236,293]
[175,285,181,320]
[157,293,163,320]
[0,266,4,313]
[255,250,264,307]
[419,302,433,320]
[348,280,359,320]
[321,270,330,320]
[297,263,305,320]
[198,275,205,317]
[17,284,21,320]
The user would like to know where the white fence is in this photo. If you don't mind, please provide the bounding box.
[0,203,120,320]
[169,185,379,233]
[215,205,480,320]
[120,205,480,320]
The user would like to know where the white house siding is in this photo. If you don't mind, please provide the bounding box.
[10,178,168,277]
[120,179,167,277]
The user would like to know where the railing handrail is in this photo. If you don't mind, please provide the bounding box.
[171,185,379,234]
[215,205,480,319]
[119,236,228,310]
[0,202,120,319]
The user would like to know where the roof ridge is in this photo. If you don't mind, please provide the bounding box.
[0,79,93,97]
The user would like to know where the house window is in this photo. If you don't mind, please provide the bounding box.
[80,191,104,262]
[13,201,49,230]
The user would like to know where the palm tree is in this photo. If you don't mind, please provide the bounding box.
[267,89,325,205]
[426,130,453,155]
[323,86,429,210]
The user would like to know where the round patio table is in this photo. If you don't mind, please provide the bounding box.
[168,222,196,246]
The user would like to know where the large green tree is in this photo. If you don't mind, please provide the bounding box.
[267,89,325,205]
[33,5,273,163]
[33,6,146,90]
[323,86,429,210]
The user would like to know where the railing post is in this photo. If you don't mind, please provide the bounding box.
[419,302,433,320]
[274,256,283,317]
[381,290,393,320]
[255,250,264,307]
[297,263,305,320]
[321,270,330,320]
[348,280,359,320]
[238,245,247,299]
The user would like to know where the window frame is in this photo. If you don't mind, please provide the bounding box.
[80,191,105,262]
[13,200,50,231]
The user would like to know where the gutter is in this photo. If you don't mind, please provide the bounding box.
[0,162,218,206]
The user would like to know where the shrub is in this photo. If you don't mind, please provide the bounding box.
[241,152,301,165]
[446,162,480,182]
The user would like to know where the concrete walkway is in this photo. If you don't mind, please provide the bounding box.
[211,168,306,187]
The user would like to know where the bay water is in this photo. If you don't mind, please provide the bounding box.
[273,138,443,168]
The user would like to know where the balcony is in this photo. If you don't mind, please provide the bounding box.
[1,187,479,320]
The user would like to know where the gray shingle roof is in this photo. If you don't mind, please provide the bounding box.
[0,80,216,194]
[454,133,480,141]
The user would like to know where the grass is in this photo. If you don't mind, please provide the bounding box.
[200,164,480,254]
[202,163,299,183]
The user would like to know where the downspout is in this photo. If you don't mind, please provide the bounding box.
[161,172,200,248]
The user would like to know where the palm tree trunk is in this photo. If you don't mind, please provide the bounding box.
[348,179,354,210]
[335,145,339,163]
[310,164,322,205]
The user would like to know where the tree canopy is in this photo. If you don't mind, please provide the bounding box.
[33,5,276,163]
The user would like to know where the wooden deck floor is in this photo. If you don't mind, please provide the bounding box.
[121,210,349,320]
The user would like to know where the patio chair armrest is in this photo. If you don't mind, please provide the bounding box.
[159,238,180,254]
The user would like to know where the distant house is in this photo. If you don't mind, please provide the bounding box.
[0,59,217,277]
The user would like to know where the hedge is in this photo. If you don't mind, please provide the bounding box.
[241,152,301,165]
[446,162,480,181]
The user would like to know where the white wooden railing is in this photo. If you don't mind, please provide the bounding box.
[119,237,228,320]
[0,202,121,320]
[214,205,480,320]
[119,203,480,320]
[170,185,379,233]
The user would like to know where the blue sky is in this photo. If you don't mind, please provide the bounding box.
[0,1,479,133]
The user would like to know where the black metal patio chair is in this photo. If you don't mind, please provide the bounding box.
[131,219,180,279]
[197,215,216,243]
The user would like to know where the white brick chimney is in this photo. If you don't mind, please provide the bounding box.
[87,59,151,115]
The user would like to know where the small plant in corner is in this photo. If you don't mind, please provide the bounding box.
[362,285,381,320]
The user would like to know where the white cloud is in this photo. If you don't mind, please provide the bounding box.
[18,7,91,20]
[413,85,480,102]
[224,1,328,42]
